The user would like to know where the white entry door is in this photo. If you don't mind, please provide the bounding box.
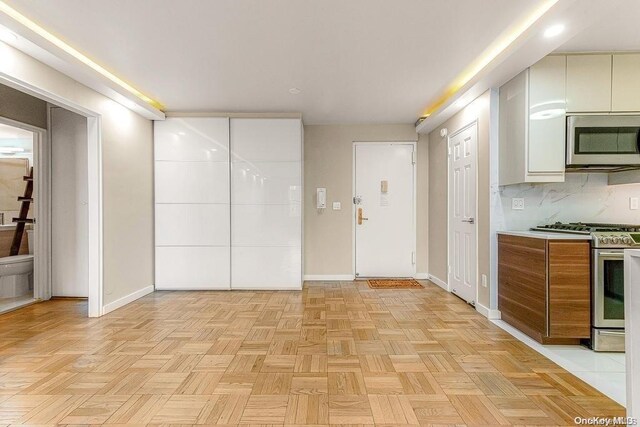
[354,143,415,278]
[448,124,477,305]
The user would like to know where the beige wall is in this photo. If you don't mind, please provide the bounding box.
[303,124,428,276]
[0,82,47,129]
[0,42,154,307]
[428,91,492,307]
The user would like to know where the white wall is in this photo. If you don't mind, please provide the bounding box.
[1,41,154,309]
[51,107,88,297]
[495,174,640,231]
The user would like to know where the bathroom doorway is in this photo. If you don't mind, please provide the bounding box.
[0,119,43,313]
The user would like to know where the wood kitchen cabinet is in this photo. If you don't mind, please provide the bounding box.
[498,234,591,344]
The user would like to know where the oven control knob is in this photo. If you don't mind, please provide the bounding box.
[600,236,610,244]
[612,236,621,244]
[623,236,633,245]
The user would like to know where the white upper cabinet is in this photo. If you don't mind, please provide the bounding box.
[566,54,612,112]
[528,55,566,175]
[612,54,640,112]
[499,56,566,186]
[499,71,528,186]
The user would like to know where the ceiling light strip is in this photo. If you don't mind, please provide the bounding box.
[419,0,559,121]
[0,1,162,109]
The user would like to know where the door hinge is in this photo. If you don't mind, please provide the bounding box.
[411,151,416,164]
[411,251,416,265]
[447,146,452,157]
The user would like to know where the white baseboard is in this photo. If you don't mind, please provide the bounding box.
[427,274,448,290]
[414,273,429,280]
[475,303,501,319]
[102,285,154,315]
[155,286,231,291]
[303,275,355,281]
[231,285,303,290]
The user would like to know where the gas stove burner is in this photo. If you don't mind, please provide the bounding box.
[534,222,640,233]
[530,222,640,248]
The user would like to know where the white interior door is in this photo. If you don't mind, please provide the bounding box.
[448,124,477,305]
[354,143,415,278]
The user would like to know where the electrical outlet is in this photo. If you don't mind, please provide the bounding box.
[481,274,487,288]
[332,202,341,210]
[631,197,639,210]
[512,198,525,210]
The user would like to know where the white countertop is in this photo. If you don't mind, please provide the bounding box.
[497,230,593,240]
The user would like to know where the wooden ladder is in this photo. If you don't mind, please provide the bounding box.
[10,166,34,256]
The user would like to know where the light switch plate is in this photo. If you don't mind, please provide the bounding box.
[631,197,639,210]
[332,202,341,210]
[512,198,525,210]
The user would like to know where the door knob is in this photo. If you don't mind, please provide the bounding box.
[462,218,475,224]
[357,208,368,225]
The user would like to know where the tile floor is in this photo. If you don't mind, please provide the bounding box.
[493,319,626,406]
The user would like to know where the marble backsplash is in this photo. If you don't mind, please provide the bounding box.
[493,173,640,231]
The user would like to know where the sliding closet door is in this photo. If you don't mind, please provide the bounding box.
[230,118,302,289]
[154,118,230,289]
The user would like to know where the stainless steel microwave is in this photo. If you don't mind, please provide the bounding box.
[567,115,640,167]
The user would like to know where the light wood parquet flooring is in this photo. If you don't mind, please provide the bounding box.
[0,280,625,426]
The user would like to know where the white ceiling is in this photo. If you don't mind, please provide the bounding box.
[5,0,545,124]
[559,7,640,53]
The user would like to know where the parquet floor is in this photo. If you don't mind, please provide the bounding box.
[0,281,625,426]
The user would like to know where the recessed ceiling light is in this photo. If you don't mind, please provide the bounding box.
[0,147,24,154]
[178,131,186,136]
[544,24,565,38]
[0,27,17,43]
[289,88,301,95]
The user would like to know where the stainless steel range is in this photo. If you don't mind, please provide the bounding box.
[531,222,640,352]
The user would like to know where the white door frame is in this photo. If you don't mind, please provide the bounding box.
[352,141,417,279]
[0,75,103,317]
[447,121,479,305]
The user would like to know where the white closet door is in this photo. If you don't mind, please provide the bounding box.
[154,117,230,290]
[230,118,302,289]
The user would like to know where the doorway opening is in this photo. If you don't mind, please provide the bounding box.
[353,142,416,279]
[0,121,38,313]
[448,122,478,306]
[0,77,103,318]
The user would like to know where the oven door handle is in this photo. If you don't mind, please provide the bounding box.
[597,330,625,336]
[597,252,625,257]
